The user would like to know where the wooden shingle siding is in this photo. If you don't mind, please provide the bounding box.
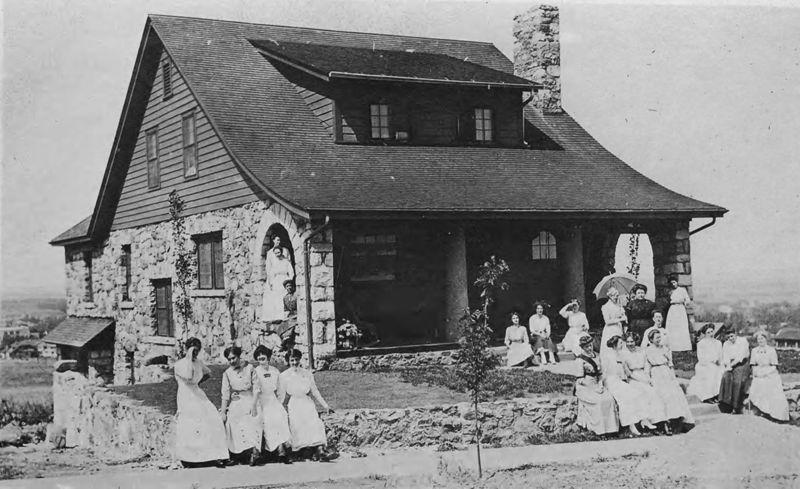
[111,46,260,231]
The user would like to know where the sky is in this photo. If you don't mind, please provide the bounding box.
[1,0,799,301]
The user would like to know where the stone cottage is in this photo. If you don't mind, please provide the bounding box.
[48,6,726,384]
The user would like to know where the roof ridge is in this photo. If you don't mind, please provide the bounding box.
[147,13,497,46]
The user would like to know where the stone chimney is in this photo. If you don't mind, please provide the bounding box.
[513,5,561,113]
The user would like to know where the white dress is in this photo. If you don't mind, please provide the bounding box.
[641,326,669,349]
[253,364,291,451]
[221,363,261,454]
[504,325,534,367]
[529,315,556,353]
[560,307,589,355]
[600,301,627,357]
[620,349,667,423]
[174,356,229,463]
[645,345,694,422]
[573,353,619,435]
[601,350,648,426]
[749,346,789,421]
[687,337,724,401]
[262,254,294,322]
[279,368,328,449]
[665,287,692,351]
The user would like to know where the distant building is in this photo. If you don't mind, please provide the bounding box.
[775,327,800,350]
[0,326,30,342]
[38,341,58,358]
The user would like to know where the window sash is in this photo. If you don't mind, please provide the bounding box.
[474,108,493,142]
[370,104,390,139]
[154,281,173,337]
[196,234,224,289]
[182,113,198,178]
[146,130,159,188]
[531,231,557,260]
[121,246,131,301]
[83,251,93,302]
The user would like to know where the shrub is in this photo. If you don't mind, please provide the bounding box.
[0,398,53,426]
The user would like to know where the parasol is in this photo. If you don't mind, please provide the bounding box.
[592,272,638,299]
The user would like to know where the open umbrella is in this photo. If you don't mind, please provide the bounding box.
[592,272,638,299]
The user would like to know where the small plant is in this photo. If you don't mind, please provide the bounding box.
[169,190,192,341]
[336,319,363,350]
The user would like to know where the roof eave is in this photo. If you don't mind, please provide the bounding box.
[308,208,728,220]
[49,235,93,248]
[328,71,537,89]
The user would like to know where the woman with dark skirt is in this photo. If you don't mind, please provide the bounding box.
[529,302,558,364]
[624,284,656,339]
[718,326,751,414]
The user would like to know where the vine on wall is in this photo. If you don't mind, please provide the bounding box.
[627,234,641,279]
[169,190,192,342]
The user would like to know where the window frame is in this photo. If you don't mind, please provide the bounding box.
[162,61,173,100]
[531,231,557,261]
[82,250,93,303]
[153,279,174,337]
[145,128,160,189]
[474,107,494,143]
[121,245,132,302]
[194,232,225,290]
[369,103,391,140]
[182,111,198,179]
[348,233,398,282]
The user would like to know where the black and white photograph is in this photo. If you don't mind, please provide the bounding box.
[1,0,799,487]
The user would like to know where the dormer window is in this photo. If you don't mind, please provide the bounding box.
[370,103,391,140]
[474,108,493,142]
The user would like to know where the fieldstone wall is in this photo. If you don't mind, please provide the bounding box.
[514,4,561,113]
[328,349,461,371]
[650,220,694,322]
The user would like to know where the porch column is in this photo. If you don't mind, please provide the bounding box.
[560,225,586,305]
[651,220,694,327]
[443,225,469,341]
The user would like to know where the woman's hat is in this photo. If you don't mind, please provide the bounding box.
[631,283,648,295]
[579,334,594,347]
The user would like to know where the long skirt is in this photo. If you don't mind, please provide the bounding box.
[507,342,534,367]
[532,335,557,355]
[262,286,285,322]
[561,327,586,356]
[600,324,623,357]
[605,377,647,426]
[650,365,694,422]
[575,378,619,435]
[175,387,229,463]
[687,362,724,402]
[719,363,751,413]
[287,394,327,449]
[749,373,789,421]
[628,375,668,423]
[225,392,261,454]
[665,304,692,351]
[258,393,291,451]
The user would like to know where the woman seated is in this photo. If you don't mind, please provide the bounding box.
[252,345,292,463]
[529,302,558,364]
[504,311,536,367]
[620,332,668,433]
[718,326,751,414]
[687,323,724,403]
[749,332,789,422]
[640,311,667,349]
[602,335,660,436]
[573,334,619,435]
[559,299,590,356]
[173,337,229,468]
[645,329,695,431]
[220,346,261,465]
[279,349,334,461]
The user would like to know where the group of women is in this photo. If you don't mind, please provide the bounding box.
[173,337,333,468]
[503,303,562,367]
[688,325,790,421]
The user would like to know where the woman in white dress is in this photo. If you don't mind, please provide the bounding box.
[279,349,334,461]
[252,345,292,462]
[559,299,590,355]
[602,335,658,436]
[749,332,789,422]
[220,346,261,465]
[641,311,667,349]
[573,334,619,435]
[504,311,535,367]
[600,288,628,358]
[173,337,229,468]
[529,303,557,364]
[665,274,692,352]
[645,329,695,431]
[263,247,295,323]
[620,333,668,433]
[687,323,724,403]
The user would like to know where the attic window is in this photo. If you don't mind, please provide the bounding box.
[370,103,391,140]
[474,108,493,142]
[162,61,173,100]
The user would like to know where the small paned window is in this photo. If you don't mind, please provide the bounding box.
[182,112,198,178]
[370,103,391,139]
[121,245,132,301]
[474,108,493,142]
[531,231,557,260]
[146,129,159,189]
[349,233,397,282]
[195,233,224,289]
[162,61,173,100]
[153,280,174,337]
[83,251,93,302]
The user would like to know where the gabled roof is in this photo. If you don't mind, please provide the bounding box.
[251,40,536,88]
[45,317,114,347]
[50,215,92,246]
[51,15,726,245]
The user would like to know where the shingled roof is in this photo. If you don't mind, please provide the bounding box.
[45,317,114,347]
[52,15,726,245]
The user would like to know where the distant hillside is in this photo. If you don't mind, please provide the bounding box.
[1,297,66,322]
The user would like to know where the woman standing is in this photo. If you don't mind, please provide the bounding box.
[749,332,789,422]
[602,335,658,436]
[504,311,535,367]
[220,346,261,465]
[625,284,656,339]
[645,329,695,430]
[559,300,590,356]
[664,275,692,352]
[529,303,557,364]
[687,323,724,403]
[174,337,229,468]
[263,247,295,323]
[718,327,751,414]
[620,333,668,432]
[252,345,292,462]
[573,334,619,435]
[600,288,628,357]
[279,349,334,461]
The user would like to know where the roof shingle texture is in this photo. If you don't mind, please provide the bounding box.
[45,317,114,347]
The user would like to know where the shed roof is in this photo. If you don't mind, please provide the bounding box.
[775,327,800,341]
[45,317,114,348]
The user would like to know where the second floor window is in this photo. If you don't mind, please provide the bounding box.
[121,245,131,301]
[195,232,224,289]
[370,103,390,139]
[83,251,93,302]
[474,108,493,142]
[146,129,159,189]
[182,112,198,178]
